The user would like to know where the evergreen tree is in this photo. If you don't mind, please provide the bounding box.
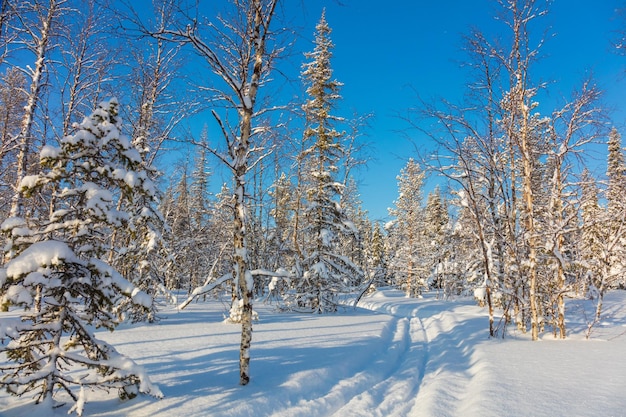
[369,221,389,286]
[268,172,295,271]
[424,186,449,292]
[294,10,362,312]
[579,168,603,296]
[604,127,626,289]
[606,127,626,223]
[388,159,427,297]
[167,168,194,290]
[0,99,162,413]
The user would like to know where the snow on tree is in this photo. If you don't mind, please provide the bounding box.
[268,172,295,273]
[150,0,281,385]
[8,0,67,219]
[591,127,626,318]
[0,67,27,218]
[367,221,389,288]
[0,99,162,414]
[423,186,450,294]
[606,127,626,231]
[540,78,605,338]
[579,169,603,295]
[388,158,428,298]
[290,10,363,313]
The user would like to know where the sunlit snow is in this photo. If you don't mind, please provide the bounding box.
[1,289,624,417]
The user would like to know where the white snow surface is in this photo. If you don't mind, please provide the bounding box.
[5,240,78,279]
[1,289,625,417]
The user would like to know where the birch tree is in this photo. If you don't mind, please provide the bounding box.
[148,0,282,385]
[543,79,605,338]
[57,0,115,138]
[0,67,26,215]
[7,0,67,218]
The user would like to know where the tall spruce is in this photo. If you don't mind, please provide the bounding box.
[295,10,362,313]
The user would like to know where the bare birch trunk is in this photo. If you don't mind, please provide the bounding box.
[10,0,59,218]
[519,99,540,341]
[233,0,276,385]
[150,0,278,384]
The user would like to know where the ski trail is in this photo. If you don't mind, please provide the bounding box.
[333,314,429,417]
[269,291,487,417]
[276,316,411,417]
[332,292,484,417]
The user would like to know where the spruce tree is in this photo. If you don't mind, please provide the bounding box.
[606,127,626,222]
[597,127,626,302]
[388,158,427,297]
[579,168,603,296]
[0,99,162,413]
[424,186,449,292]
[295,10,362,312]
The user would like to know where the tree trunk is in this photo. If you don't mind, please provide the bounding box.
[10,1,58,218]
[520,100,540,341]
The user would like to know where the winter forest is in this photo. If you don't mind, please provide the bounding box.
[0,0,626,415]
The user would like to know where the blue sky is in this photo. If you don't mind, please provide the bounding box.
[290,1,626,221]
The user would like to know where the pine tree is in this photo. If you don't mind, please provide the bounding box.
[369,221,389,287]
[0,99,162,413]
[606,127,626,223]
[605,127,626,289]
[424,186,449,293]
[579,168,603,296]
[388,159,427,297]
[165,167,194,290]
[294,10,362,312]
[268,172,295,271]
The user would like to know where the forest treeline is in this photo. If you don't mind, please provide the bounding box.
[0,0,624,413]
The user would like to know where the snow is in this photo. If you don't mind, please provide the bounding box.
[1,289,626,417]
[5,240,78,279]
[18,175,40,191]
[39,145,60,160]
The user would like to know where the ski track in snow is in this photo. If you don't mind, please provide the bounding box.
[321,291,486,417]
[280,290,486,417]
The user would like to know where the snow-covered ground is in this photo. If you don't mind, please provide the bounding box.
[1,289,625,417]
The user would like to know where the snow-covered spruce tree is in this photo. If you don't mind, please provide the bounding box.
[578,168,603,295]
[267,172,295,273]
[605,127,626,284]
[358,221,389,289]
[591,127,626,317]
[165,168,194,290]
[340,177,368,274]
[424,186,450,296]
[293,10,362,313]
[108,147,166,323]
[0,99,162,413]
[388,158,427,297]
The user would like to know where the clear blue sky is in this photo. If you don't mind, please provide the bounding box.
[290,0,626,221]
